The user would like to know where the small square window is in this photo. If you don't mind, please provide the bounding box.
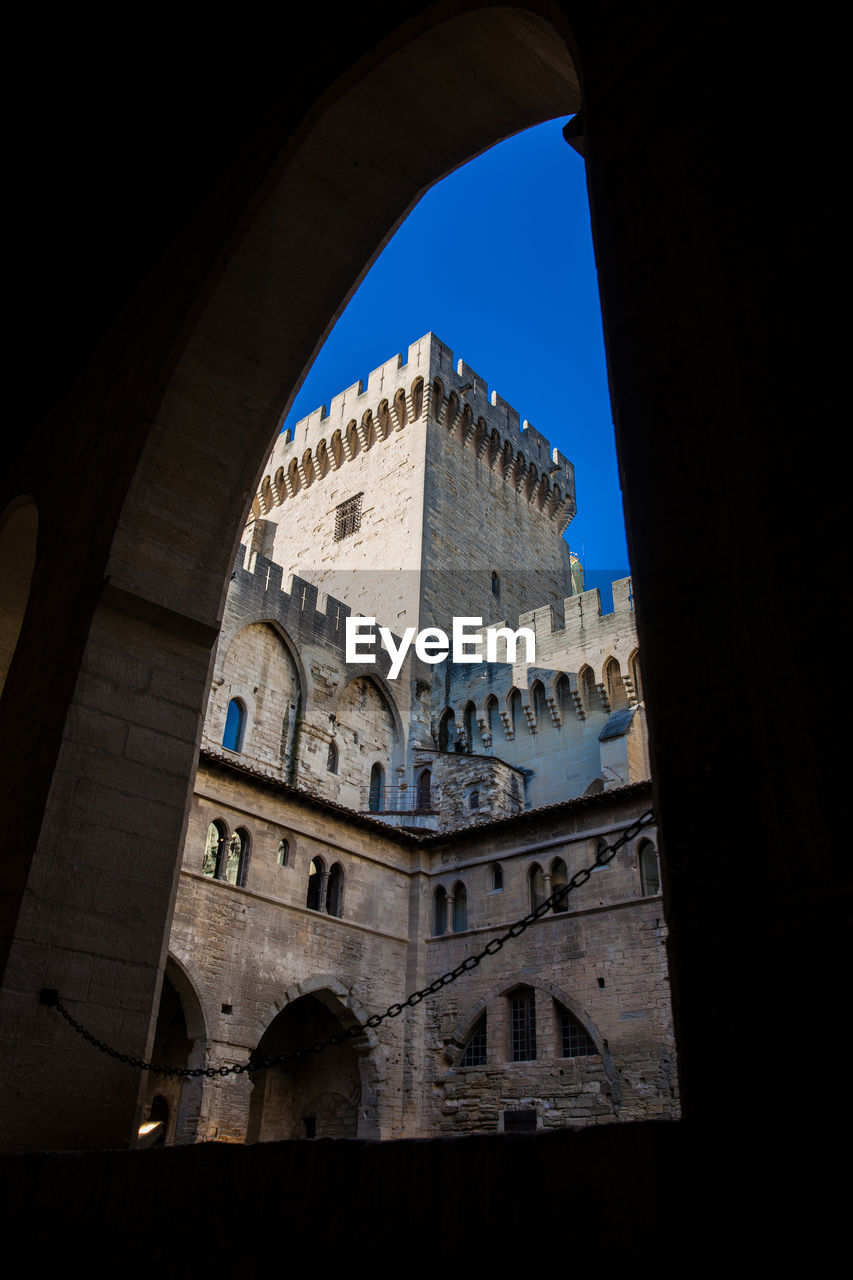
[334,493,363,541]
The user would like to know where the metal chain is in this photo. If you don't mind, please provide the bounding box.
[48,808,655,1079]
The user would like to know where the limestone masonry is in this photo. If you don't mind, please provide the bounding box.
[149,334,674,1144]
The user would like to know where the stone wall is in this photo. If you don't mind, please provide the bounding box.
[168,761,672,1143]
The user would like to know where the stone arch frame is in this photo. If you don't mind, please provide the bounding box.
[208,617,307,759]
[163,951,209,1045]
[150,952,211,1146]
[329,668,405,748]
[255,976,385,1139]
[217,617,310,706]
[443,977,617,1096]
[0,0,835,1172]
[6,0,819,1162]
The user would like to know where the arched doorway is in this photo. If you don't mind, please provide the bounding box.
[247,993,366,1142]
[138,957,208,1146]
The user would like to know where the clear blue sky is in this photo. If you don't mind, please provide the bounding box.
[281,118,630,589]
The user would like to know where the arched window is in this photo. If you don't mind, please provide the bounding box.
[433,886,447,935]
[202,820,226,878]
[223,698,246,752]
[557,1005,597,1058]
[306,857,325,911]
[277,838,289,867]
[579,665,597,713]
[485,694,497,738]
[224,828,249,886]
[491,863,503,892]
[459,1016,487,1067]
[368,762,384,812]
[468,788,480,811]
[416,769,432,811]
[630,650,643,701]
[604,657,626,708]
[528,864,546,911]
[550,857,569,913]
[464,701,477,750]
[438,708,455,752]
[510,988,536,1062]
[452,882,467,932]
[327,741,338,773]
[639,840,661,895]
[326,863,344,917]
[431,378,444,421]
[593,837,612,870]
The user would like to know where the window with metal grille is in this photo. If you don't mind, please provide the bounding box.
[511,989,536,1061]
[334,492,363,541]
[559,1006,597,1058]
[459,1017,487,1067]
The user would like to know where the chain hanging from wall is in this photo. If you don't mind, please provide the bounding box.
[42,809,655,1080]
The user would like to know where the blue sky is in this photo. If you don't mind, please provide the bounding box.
[281,118,630,592]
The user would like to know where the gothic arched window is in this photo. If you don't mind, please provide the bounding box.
[368,763,384,812]
[202,821,226,878]
[307,856,325,910]
[223,698,246,752]
[452,882,467,932]
[464,701,477,750]
[326,863,344,917]
[438,708,455,752]
[433,886,447,935]
[327,741,338,773]
[416,769,432,811]
[639,840,661,895]
[224,828,249,887]
[528,864,546,911]
[550,858,569,913]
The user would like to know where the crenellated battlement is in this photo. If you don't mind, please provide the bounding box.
[251,333,576,533]
[225,545,403,679]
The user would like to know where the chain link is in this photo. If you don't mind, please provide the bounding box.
[50,809,655,1079]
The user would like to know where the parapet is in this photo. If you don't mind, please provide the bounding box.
[255,334,575,528]
[225,545,401,681]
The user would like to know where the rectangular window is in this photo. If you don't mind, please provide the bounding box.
[511,990,536,1061]
[334,493,363,541]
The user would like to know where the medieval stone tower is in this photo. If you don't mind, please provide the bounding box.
[243,332,576,637]
[210,333,647,822]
